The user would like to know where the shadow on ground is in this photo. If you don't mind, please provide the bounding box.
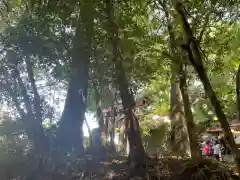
[2,154,240,180]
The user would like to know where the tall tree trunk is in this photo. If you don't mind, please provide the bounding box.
[104,113,109,145]
[162,2,197,157]
[175,2,240,171]
[170,63,189,156]
[107,89,117,150]
[118,120,127,153]
[106,0,146,176]
[179,63,200,158]
[236,64,240,120]
[109,107,116,151]
[95,89,107,146]
[56,0,94,151]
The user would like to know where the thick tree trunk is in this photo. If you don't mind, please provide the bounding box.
[163,3,198,157]
[236,64,240,119]
[106,0,146,176]
[56,0,94,151]
[175,2,240,171]
[119,122,127,153]
[170,63,189,156]
[179,63,200,158]
[120,85,146,174]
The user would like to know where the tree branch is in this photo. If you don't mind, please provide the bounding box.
[8,82,27,121]
[12,65,35,120]
[198,12,211,43]
[26,59,42,122]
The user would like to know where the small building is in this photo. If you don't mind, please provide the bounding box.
[205,119,240,144]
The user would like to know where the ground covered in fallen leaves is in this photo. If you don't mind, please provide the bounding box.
[3,153,240,180]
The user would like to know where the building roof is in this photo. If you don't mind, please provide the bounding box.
[230,119,240,127]
[206,119,240,132]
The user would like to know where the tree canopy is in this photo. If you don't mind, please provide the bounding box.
[0,0,240,178]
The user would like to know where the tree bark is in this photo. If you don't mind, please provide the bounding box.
[106,0,146,176]
[105,113,109,145]
[119,122,127,153]
[56,0,94,151]
[95,88,107,146]
[162,2,197,157]
[179,63,200,158]
[236,64,240,120]
[170,63,189,156]
[175,2,240,171]
[109,107,116,151]
[107,89,117,150]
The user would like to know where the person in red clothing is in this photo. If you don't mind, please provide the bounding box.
[203,141,210,156]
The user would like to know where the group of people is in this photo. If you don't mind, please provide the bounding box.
[202,139,224,161]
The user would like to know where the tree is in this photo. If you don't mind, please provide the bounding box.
[160,1,193,157]
[174,1,240,171]
[106,0,147,175]
[179,62,200,158]
[236,64,240,120]
[56,0,95,151]
[0,22,53,153]
[149,0,199,158]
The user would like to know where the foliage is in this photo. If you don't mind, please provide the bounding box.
[0,112,29,179]
[0,0,240,177]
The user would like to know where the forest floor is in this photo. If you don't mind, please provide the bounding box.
[2,149,240,180]
[12,154,239,180]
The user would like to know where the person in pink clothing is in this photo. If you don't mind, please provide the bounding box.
[203,141,210,156]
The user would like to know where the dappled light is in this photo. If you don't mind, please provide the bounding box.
[0,0,240,179]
